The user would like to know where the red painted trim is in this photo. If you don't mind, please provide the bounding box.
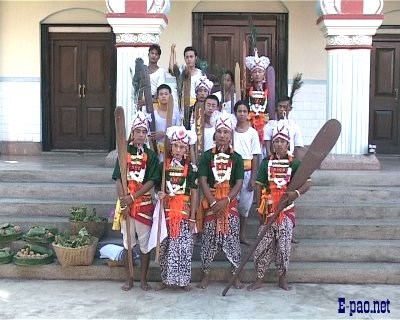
[317,14,384,24]
[106,12,167,24]
[125,0,147,13]
[341,0,363,14]
[325,45,372,50]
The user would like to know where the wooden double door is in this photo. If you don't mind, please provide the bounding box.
[49,32,113,150]
[370,35,400,154]
[193,13,288,97]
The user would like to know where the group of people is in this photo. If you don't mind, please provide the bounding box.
[112,43,310,293]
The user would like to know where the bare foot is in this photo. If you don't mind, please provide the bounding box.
[121,278,134,291]
[155,282,168,291]
[291,238,300,244]
[141,280,152,291]
[247,278,263,291]
[233,278,245,289]
[196,273,209,289]
[181,285,192,292]
[240,238,251,246]
[278,274,292,291]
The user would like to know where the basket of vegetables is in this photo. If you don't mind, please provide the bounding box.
[52,228,98,267]
[13,244,54,266]
[69,207,107,240]
[0,223,23,245]
[0,247,14,264]
[23,226,57,245]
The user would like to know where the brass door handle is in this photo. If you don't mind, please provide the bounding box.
[395,88,398,100]
[82,84,86,98]
[78,84,82,98]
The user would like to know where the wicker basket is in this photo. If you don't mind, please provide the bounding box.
[52,237,98,267]
[69,221,106,240]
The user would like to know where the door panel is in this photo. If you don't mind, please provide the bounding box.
[52,41,81,147]
[370,40,400,154]
[81,41,111,148]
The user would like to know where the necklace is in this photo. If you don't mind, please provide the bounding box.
[211,145,233,184]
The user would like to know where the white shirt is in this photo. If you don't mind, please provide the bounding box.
[234,127,261,159]
[203,126,215,152]
[150,67,167,96]
[213,91,237,114]
[154,108,181,161]
[263,119,304,155]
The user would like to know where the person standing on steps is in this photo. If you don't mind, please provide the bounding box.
[113,111,161,291]
[233,100,261,246]
[196,109,245,290]
[247,122,310,292]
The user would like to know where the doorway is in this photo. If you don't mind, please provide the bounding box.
[42,26,116,151]
[192,13,288,97]
[370,33,400,154]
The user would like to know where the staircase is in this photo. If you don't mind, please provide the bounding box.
[1,153,399,284]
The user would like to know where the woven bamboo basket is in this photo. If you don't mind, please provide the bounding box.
[69,221,106,239]
[52,237,98,267]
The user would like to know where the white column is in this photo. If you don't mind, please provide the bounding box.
[116,47,148,136]
[327,48,371,154]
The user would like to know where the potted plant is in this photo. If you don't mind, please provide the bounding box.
[69,207,107,239]
[52,227,98,267]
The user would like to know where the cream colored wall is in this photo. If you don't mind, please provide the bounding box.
[382,1,400,25]
[0,1,107,77]
[159,0,327,80]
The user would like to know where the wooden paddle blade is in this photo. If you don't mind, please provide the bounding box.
[289,119,341,191]
[235,63,241,102]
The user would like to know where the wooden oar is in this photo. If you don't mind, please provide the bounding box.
[115,106,134,284]
[235,63,241,103]
[155,95,174,263]
[222,119,342,296]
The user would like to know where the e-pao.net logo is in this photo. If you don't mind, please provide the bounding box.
[338,297,391,317]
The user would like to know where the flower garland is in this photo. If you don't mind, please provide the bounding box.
[126,151,148,218]
[165,158,189,238]
[211,145,233,185]
[248,86,268,115]
[248,84,269,144]
[211,145,234,235]
[258,154,293,224]
[165,158,189,196]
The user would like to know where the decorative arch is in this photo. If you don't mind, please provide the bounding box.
[41,8,107,24]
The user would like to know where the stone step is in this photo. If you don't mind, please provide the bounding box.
[0,200,115,217]
[311,169,400,187]
[0,182,115,200]
[188,239,400,263]
[0,260,399,284]
[0,168,112,184]
[2,215,400,240]
[2,162,400,187]
[297,186,400,203]
[296,203,400,219]
[293,219,400,240]
[4,216,400,263]
[3,182,399,203]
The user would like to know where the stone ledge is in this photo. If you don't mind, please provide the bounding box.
[0,142,41,155]
[320,154,380,170]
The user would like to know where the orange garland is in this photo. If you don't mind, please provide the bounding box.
[165,159,189,239]
[126,152,147,218]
